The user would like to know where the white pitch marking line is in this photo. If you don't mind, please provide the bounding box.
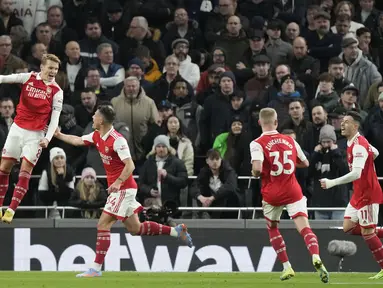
[332,283,383,285]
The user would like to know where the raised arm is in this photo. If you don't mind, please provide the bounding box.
[0,73,31,84]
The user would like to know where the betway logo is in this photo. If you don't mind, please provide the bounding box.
[14,228,277,272]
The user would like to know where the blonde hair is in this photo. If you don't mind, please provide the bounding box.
[50,162,66,187]
[259,108,277,125]
[41,53,61,65]
[76,180,101,219]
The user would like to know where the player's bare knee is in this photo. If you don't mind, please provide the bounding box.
[343,220,356,233]
[0,159,15,173]
[20,160,34,174]
[267,220,278,229]
[293,216,310,233]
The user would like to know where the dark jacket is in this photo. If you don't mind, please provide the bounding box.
[138,154,188,206]
[38,165,75,205]
[190,159,238,203]
[78,35,119,66]
[279,118,315,153]
[310,148,349,207]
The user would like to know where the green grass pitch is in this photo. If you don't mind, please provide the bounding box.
[1,272,383,288]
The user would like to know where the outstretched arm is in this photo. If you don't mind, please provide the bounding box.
[55,130,92,146]
[0,73,31,84]
[44,90,63,142]
[320,144,366,189]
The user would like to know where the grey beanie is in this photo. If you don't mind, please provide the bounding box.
[153,135,170,149]
[319,124,337,142]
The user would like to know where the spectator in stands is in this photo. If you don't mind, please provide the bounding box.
[214,16,249,70]
[354,0,380,32]
[135,45,162,83]
[75,88,98,129]
[332,1,364,36]
[316,57,350,96]
[196,63,224,106]
[333,13,353,38]
[306,10,342,73]
[312,72,339,112]
[51,104,86,174]
[47,5,78,46]
[135,0,175,29]
[191,148,238,219]
[162,7,204,55]
[301,5,321,37]
[267,74,303,125]
[124,57,153,92]
[196,47,228,97]
[239,0,275,21]
[357,27,378,66]
[341,37,382,104]
[21,22,64,61]
[164,115,194,176]
[150,55,183,106]
[333,84,368,121]
[27,43,47,71]
[38,147,75,219]
[285,22,301,44]
[280,98,315,153]
[101,1,129,43]
[0,35,25,75]
[310,124,348,219]
[243,55,272,105]
[372,12,383,73]
[168,39,200,89]
[75,67,110,103]
[0,97,13,131]
[79,18,119,66]
[96,43,124,90]
[291,37,320,100]
[9,25,28,57]
[119,16,166,70]
[111,76,159,164]
[265,19,293,68]
[364,81,383,111]
[312,104,329,145]
[62,41,86,93]
[0,0,22,34]
[69,167,107,219]
[12,0,48,36]
[200,71,237,150]
[139,135,188,210]
[204,0,249,47]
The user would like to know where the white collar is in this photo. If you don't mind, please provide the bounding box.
[36,73,42,80]
[261,130,279,136]
[101,127,114,141]
[347,132,360,147]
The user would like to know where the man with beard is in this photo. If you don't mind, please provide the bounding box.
[311,104,328,145]
[166,39,200,89]
[341,37,381,105]
[306,10,342,73]
[314,57,350,96]
[244,54,272,105]
[0,0,22,34]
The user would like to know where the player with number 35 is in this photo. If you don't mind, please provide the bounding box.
[250,108,329,283]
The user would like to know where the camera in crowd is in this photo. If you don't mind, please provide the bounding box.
[141,197,178,227]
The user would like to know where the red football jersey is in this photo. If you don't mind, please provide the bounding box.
[347,133,383,209]
[82,128,137,190]
[250,131,307,206]
[7,72,63,131]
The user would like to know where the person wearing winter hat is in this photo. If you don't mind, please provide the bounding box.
[125,57,153,91]
[279,74,301,97]
[318,124,337,150]
[56,104,193,278]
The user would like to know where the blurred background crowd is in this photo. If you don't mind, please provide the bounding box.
[1,0,383,221]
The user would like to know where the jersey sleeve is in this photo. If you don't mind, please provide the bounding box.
[250,141,264,162]
[293,140,307,162]
[352,144,368,169]
[113,137,132,161]
[0,73,31,84]
[52,89,63,111]
[81,132,95,146]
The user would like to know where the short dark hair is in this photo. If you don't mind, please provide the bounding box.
[281,129,296,135]
[311,102,328,113]
[82,87,96,94]
[289,98,305,107]
[98,104,116,124]
[318,72,334,83]
[206,149,221,160]
[336,13,351,22]
[85,17,100,29]
[346,110,362,125]
[0,97,14,104]
[135,45,151,59]
[356,27,371,37]
[328,57,343,66]
[87,67,99,76]
[377,82,383,90]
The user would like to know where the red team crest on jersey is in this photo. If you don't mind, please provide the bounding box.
[46,87,52,97]
[105,146,109,153]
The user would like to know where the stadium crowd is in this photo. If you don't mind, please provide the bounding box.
[0,0,382,220]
